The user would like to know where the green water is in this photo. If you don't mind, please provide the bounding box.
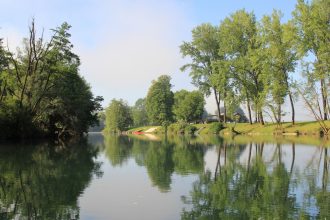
[0,133,329,219]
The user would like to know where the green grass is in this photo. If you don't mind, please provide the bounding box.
[222,121,330,136]
[127,121,330,136]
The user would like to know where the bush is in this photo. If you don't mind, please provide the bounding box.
[166,121,197,134]
[185,125,197,134]
[178,120,188,134]
[168,123,178,133]
[209,122,223,134]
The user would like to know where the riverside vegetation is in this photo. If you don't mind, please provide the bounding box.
[105,0,329,136]
[0,20,103,139]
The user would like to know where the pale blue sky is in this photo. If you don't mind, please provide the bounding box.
[0,0,312,120]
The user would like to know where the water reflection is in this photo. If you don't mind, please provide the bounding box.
[0,139,102,220]
[181,137,330,219]
[102,133,329,219]
[1,134,329,219]
[103,135,207,192]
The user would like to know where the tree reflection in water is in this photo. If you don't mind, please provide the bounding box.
[103,134,208,192]
[102,134,329,219]
[0,139,102,220]
[182,139,330,220]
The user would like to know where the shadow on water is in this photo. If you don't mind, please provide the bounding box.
[0,138,102,220]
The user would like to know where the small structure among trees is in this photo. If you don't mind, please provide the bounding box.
[207,107,248,123]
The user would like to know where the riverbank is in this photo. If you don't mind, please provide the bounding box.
[127,121,330,136]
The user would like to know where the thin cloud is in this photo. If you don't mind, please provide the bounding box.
[77,1,194,106]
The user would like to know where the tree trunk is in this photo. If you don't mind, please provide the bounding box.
[213,88,221,123]
[321,79,328,120]
[223,99,227,123]
[277,103,281,124]
[259,110,264,125]
[255,108,258,123]
[247,98,252,124]
[288,91,295,125]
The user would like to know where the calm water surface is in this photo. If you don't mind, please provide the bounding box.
[0,133,329,219]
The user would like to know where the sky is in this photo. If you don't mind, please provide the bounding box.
[0,0,313,121]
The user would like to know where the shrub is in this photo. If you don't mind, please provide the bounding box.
[178,120,188,134]
[209,122,223,134]
[185,125,197,134]
[168,123,178,133]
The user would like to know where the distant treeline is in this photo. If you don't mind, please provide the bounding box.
[104,0,329,134]
[104,75,207,133]
[0,20,103,139]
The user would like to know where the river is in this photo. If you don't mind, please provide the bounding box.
[0,133,329,219]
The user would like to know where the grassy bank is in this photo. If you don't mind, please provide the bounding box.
[222,121,330,136]
[127,121,330,136]
[127,126,161,133]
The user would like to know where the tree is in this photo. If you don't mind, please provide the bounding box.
[173,90,205,123]
[218,10,267,125]
[131,98,148,127]
[104,99,132,133]
[0,20,102,139]
[260,11,298,124]
[180,23,224,122]
[293,0,330,120]
[146,75,174,132]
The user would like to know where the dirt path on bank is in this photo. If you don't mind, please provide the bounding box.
[144,127,158,133]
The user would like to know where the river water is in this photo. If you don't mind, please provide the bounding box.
[0,133,329,219]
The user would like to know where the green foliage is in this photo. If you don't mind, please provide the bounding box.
[293,0,330,121]
[180,23,228,123]
[260,10,298,123]
[173,90,205,123]
[217,10,268,124]
[0,21,102,139]
[104,99,132,133]
[209,122,223,134]
[146,75,174,126]
[131,98,148,127]
[167,121,197,135]
[185,124,198,134]
[180,23,219,96]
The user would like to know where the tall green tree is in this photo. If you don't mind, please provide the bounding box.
[104,99,132,133]
[146,75,174,132]
[260,11,298,124]
[131,98,148,127]
[173,90,205,123]
[180,23,224,122]
[218,10,267,124]
[293,0,330,120]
